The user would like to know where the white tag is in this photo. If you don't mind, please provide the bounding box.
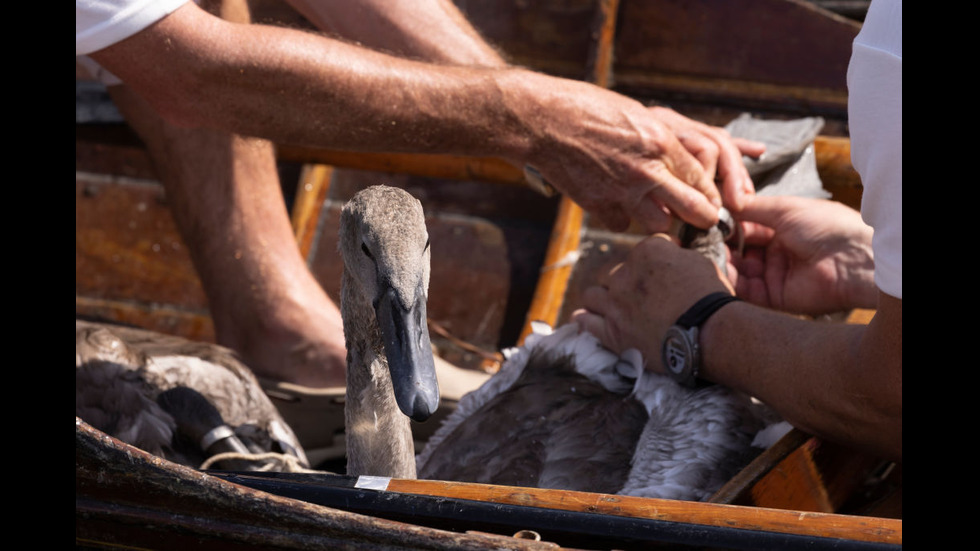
[354,475,391,491]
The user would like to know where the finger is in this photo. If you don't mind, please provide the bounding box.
[648,232,677,245]
[725,257,740,288]
[763,247,789,310]
[733,137,767,159]
[674,131,720,184]
[580,281,612,311]
[628,193,673,234]
[738,219,776,247]
[570,309,606,340]
[709,132,758,212]
[734,246,766,279]
[737,194,801,227]
[644,162,720,230]
[657,136,721,208]
[735,275,771,308]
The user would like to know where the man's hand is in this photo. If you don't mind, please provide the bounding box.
[571,234,730,373]
[648,106,765,213]
[519,80,764,234]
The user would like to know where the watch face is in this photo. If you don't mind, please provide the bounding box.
[662,330,690,376]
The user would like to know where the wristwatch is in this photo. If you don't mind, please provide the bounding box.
[661,291,740,387]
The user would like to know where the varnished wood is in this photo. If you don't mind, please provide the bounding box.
[710,428,813,505]
[815,135,863,210]
[846,308,876,324]
[75,296,216,343]
[277,146,529,188]
[290,163,332,260]
[517,0,618,344]
[384,477,901,545]
[711,428,899,519]
[518,199,585,344]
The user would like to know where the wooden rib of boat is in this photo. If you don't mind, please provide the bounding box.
[76,1,900,548]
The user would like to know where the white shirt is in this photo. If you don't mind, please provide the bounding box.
[848,0,902,300]
[76,0,189,56]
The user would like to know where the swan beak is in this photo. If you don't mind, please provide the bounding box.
[375,283,440,422]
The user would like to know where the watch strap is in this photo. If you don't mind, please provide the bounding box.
[676,291,740,330]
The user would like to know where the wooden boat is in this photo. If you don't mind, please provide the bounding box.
[76,0,900,548]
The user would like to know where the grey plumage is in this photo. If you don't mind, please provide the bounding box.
[417,323,779,501]
[75,320,308,470]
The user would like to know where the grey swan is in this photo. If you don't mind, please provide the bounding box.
[75,319,309,471]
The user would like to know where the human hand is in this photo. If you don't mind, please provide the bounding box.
[730,195,876,315]
[571,234,731,373]
[521,80,761,233]
[648,106,766,213]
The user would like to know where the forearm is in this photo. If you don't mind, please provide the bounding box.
[92,2,726,230]
[93,3,538,159]
[284,0,507,67]
[699,297,902,461]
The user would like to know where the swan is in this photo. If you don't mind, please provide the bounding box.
[337,184,441,478]
[75,319,309,471]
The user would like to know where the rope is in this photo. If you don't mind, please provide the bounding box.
[200,451,320,473]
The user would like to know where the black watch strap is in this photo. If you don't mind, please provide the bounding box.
[676,291,740,330]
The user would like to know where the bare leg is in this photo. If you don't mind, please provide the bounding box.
[108,85,347,388]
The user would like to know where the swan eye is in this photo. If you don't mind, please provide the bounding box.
[361,242,374,260]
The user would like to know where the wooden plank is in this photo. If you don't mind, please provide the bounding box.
[518,0,618,344]
[208,467,902,547]
[79,414,901,549]
[75,174,208,312]
[277,146,529,188]
[290,163,333,260]
[816,135,863,210]
[611,0,860,119]
[381,478,901,546]
[75,296,216,343]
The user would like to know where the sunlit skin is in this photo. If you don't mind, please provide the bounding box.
[573,196,901,461]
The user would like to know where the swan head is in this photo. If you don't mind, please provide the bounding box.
[340,185,440,422]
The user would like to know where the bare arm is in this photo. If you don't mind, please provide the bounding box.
[699,290,902,461]
[284,0,507,67]
[90,2,729,230]
[573,234,902,461]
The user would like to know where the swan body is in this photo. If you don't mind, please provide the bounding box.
[75,320,308,470]
[417,323,782,502]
